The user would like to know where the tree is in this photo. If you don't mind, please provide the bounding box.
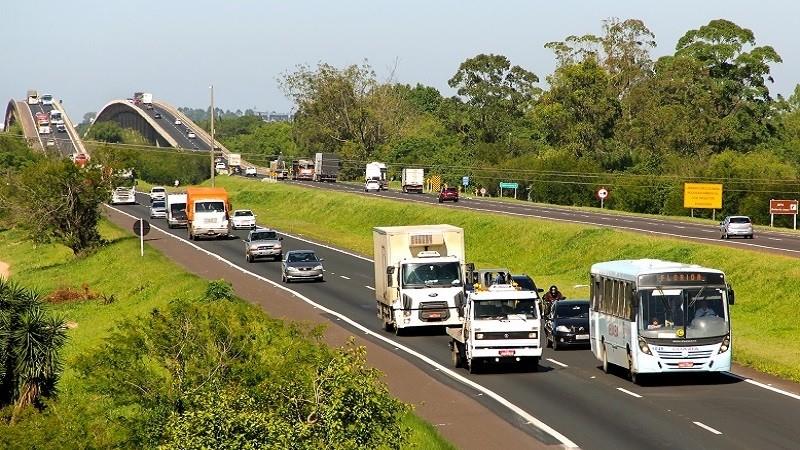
[86,121,124,143]
[0,279,68,423]
[0,159,109,254]
[448,53,539,143]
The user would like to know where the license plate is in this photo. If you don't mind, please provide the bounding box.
[499,350,515,357]
[678,361,694,368]
[576,334,589,340]
[427,313,441,318]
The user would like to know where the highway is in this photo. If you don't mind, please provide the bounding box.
[133,101,209,151]
[28,100,77,157]
[284,179,800,258]
[113,192,800,449]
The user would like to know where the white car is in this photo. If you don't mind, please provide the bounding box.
[174,119,182,125]
[245,167,257,177]
[187,132,196,139]
[149,186,167,202]
[215,162,226,171]
[231,209,257,229]
[46,139,55,147]
[365,179,381,192]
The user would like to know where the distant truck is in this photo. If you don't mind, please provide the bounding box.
[313,152,340,182]
[448,283,543,373]
[166,193,188,228]
[40,94,53,106]
[401,168,424,193]
[269,160,287,179]
[373,225,466,334]
[186,187,231,240]
[291,159,315,181]
[27,90,39,105]
[49,110,64,125]
[366,162,388,190]
[109,169,136,205]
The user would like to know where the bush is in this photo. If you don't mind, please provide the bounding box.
[204,279,234,301]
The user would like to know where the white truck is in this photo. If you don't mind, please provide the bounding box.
[110,169,137,205]
[365,162,388,190]
[373,225,466,334]
[401,168,424,193]
[448,283,543,373]
[313,152,340,182]
[166,193,188,228]
[186,187,231,240]
[27,90,39,105]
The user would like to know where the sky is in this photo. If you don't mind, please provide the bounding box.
[4,0,799,121]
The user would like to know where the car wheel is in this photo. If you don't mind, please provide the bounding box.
[246,254,252,263]
[749,235,754,239]
[454,198,459,202]
[438,198,443,203]
[317,276,324,282]
[546,333,552,348]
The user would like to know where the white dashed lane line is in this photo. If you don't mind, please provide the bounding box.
[339,275,351,280]
[616,387,643,398]
[693,421,723,435]
[546,358,568,368]
[365,286,375,290]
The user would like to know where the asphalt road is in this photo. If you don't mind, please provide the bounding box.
[114,192,800,449]
[285,179,800,258]
[28,101,76,157]
[134,102,209,151]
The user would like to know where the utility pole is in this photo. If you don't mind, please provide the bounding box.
[210,84,215,187]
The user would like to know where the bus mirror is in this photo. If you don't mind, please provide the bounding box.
[728,287,735,305]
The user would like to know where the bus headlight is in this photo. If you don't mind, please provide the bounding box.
[638,336,652,355]
[476,333,485,340]
[718,334,730,354]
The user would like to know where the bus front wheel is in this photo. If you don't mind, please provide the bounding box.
[601,343,610,374]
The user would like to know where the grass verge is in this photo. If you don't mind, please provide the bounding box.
[0,221,453,449]
[212,176,800,382]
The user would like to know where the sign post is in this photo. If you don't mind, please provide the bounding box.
[499,182,519,199]
[133,219,151,257]
[684,183,723,217]
[769,199,798,229]
[596,187,609,209]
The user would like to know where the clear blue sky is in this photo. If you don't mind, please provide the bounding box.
[4,0,798,121]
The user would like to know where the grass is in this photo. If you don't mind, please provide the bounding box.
[211,176,800,382]
[0,221,453,449]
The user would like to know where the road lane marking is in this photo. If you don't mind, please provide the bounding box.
[693,421,723,435]
[339,275,351,280]
[365,286,375,290]
[768,237,782,241]
[735,376,800,401]
[106,204,579,448]
[616,387,642,398]
[546,358,568,368]
[674,226,685,229]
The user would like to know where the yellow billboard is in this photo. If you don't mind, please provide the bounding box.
[684,183,723,209]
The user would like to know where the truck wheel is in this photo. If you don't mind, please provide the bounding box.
[394,325,404,337]
[451,344,462,368]
[468,358,479,374]
[382,320,394,333]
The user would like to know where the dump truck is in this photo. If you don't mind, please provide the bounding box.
[448,283,543,373]
[269,160,287,179]
[291,159,315,181]
[313,152,340,182]
[401,168,424,193]
[186,187,231,240]
[373,225,466,334]
[366,162,388,190]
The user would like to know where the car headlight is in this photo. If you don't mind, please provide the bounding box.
[718,334,730,354]
[528,331,538,339]
[274,244,282,249]
[555,325,570,333]
[638,336,652,355]
[475,333,485,340]
[313,265,323,271]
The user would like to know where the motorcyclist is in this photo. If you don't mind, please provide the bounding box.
[542,285,566,315]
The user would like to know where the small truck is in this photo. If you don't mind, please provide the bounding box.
[448,283,543,373]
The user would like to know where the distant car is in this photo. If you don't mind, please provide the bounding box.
[244,228,283,262]
[230,209,257,229]
[149,186,167,202]
[281,250,324,283]
[720,215,753,239]
[544,300,590,350]
[245,167,257,177]
[365,179,380,192]
[215,162,226,171]
[174,119,182,125]
[187,132,196,139]
[56,124,66,132]
[154,112,162,119]
[145,104,154,110]
[511,274,542,293]
[438,187,459,203]
[149,200,167,219]
[46,139,55,147]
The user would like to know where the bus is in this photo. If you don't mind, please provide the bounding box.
[49,110,64,124]
[589,259,734,383]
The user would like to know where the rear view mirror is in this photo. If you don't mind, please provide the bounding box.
[386,266,395,287]
[318,257,325,262]
[537,288,544,293]
[279,237,284,241]
[728,286,735,305]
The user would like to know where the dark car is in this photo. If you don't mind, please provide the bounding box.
[281,250,324,283]
[438,187,459,203]
[511,274,543,293]
[154,112,162,119]
[545,300,590,350]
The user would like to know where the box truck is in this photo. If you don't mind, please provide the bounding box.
[373,225,466,334]
[166,193,188,228]
[401,168,424,193]
[313,152,340,182]
[365,162,388,190]
[186,187,231,240]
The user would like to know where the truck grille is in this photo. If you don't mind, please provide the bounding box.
[481,331,533,340]
[655,349,714,360]
[418,301,449,321]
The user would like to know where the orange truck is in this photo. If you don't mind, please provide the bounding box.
[186,187,231,240]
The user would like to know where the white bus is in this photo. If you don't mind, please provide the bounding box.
[49,110,64,124]
[590,259,734,383]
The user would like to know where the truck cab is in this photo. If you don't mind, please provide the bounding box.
[186,187,231,240]
[448,284,543,373]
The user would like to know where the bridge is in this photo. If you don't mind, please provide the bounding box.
[4,93,87,158]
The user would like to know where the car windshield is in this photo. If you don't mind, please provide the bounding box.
[401,262,461,288]
[152,188,165,193]
[639,287,729,339]
[555,303,589,319]
[234,210,253,217]
[152,201,165,208]
[194,201,225,213]
[287,252,318,263]
[444,188,457,193]
[251,231,277,241]
[729,217,751,224]
[512,276,536,291]
[474,298,538,320]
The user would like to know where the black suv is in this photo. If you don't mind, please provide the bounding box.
[544,300,590,350]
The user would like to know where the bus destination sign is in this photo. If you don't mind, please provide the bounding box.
[639,272,725,286]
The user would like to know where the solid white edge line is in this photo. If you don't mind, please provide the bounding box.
[740,377,800,401]
[546,358,568,368]
[693,421,723,435]
[365,286,375,290]
[105,204,579,448]
[616,387,643,398]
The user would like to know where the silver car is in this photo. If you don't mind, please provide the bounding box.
[720,215,753,239]
[281,250,324,283]
[149,200,167,219]
[245,228,283,262]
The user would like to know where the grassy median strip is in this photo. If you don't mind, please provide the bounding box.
[0,221,455,449]
[213,176,800,382]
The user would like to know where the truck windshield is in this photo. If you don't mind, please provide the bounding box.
[402,262,461,288]
[195,201,225,213]
[639,287,729,339]
[474,299,537,320]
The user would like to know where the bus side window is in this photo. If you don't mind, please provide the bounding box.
[603,278,613,315]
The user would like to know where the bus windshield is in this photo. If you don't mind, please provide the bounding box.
[639,287,729,339]
[402,262,461,288]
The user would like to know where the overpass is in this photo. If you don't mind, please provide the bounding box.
[4,93,87,158]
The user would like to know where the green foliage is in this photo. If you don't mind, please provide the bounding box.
[222,120,300,163]
[89,144,210,186]
[0,134,41,173]
[204,279,234,301]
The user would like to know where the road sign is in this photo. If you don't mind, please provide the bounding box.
[133,219,150,236]
[227,153,242,166]
[499,182,519,189]
[462,176,470,187]
[769,199,798,215]
[480,187,487,196]
[683,183,722,209]
[596,187,609,200]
